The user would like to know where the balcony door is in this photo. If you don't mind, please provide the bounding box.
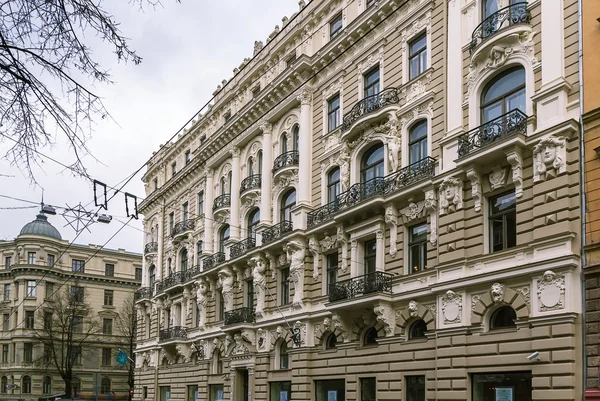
[481,67,525,124]
[361,144,385,183]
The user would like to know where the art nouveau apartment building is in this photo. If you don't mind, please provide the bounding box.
[0,212,142,399]
[135,0,583,400]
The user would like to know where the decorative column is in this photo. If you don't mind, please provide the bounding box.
[446,0,462,134]
[376,230,384,272]
[230,147,241,240]
[204,170,215,253]
[350,240,358,278]
[260,122,273,227]
[247,366,255,401]
[297,88,313,206]
[156,206,164,282]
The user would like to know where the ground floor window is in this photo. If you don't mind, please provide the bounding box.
[472,372,532,401]
[187,385,198,401]
[360,378,376,401]
[316,379,345,401]
[160,386,171,401]
[210,384,224,401]
[406,375,425,401]
[270,381,291,401]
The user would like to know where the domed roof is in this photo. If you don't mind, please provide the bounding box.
[19,213,62,240]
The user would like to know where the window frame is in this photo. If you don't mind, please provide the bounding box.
[72,259,85,273]
[26,280,36,298]
[71,286,84,303]
[326,253,338,294]
[22,375,31,393]
[360,377,376,401]
[27,252,36,265]
[219,225,230,254]
[360,143,385,183]
[327,94,341,132]
[330,13,343,40]
[489,305,517,330]
[2,284,9,301]
[103,318,113,335]
[105,263,114,277]
[409,319,428,340]
[480,67,526,124]
[408,33,428,80]
[278,341,289,370]
[280,189,297,223]
[100,377,111,394]
[408,120,428,165]
[363,67,380,99]
[25,311,35,329]
[104,290,114,306]
[4,256,11,269]
[488,191,517,253]
[363,239,377,275]
[248,208,260,240]
[327,168,341,203]
[102,348,112,366]
[185,150,191,165]
[23,343,33,363]
[47,254,55,267]
[363,327,378,346]
[408,223,428,274]
[405,375,426,401]
[280,267,290,305]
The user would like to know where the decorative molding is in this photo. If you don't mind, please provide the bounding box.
[374,304,395,336]
[506,148,523,198]
[466,167,482,212]
[408,300,419,318]
[384,206,399,257]
[285,239,307,308]
[537,270,565,312]
[439,177,463,215]
[337,227,349,273]
[424,188,437,245]
[357,47,384,74]
[491,283,505,303]
[308,237,321,279]
[533,134,568,183]
[489,165,508,190]
[441,290,462,324]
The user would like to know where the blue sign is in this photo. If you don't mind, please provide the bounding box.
[116,350,128,366]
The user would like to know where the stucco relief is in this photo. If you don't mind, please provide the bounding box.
[384,206,399,257]
[373,115,401,172]
[332,314,348,342]
[308,237,320,279]
[338,143,351,192]
[424,188,437,245]
[374,304,395,336]
[357,47,384,75]
[249,256,267,315]
[218,267,235,311]
[442,290,462,324]
[400,11,432,51]
[537,270,565,312]
[533,134,568,182]
[285,239,306,308]
[256,328,268,352]
[408,300,419,318]
[489,166,508,190]
[506,148,523,198]
[466,167,482,212]
[195,278,208,329]
[400,201,425,224]
[491,283,505,303]
[439,177,463,215]
[336,227,349,273]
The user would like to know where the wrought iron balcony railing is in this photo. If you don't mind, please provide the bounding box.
[159,326,188,342]
[144,242,158,254]
[328,272,393,302]
[183,265,202,282]
[134,287,153,301]
[307,157,436,228]
[213,194,231,211]
[203,252,226,271]
[342,88,401,132]
[230,238,256,259]
[163,272,184,290]
[261,221,293,245]
[469,2,531,53]
[171,220,195,237]
[273,151,299,173]
[457,110,527,158]
[224,307,255,325]
[240,174,262,194]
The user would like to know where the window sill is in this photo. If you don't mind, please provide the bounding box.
[102,305,116,309]
[484,327,518,335]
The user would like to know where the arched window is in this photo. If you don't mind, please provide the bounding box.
[1,376,7,393]
[219,225,230,254]
[220,176,227,196]
[22,376,31,394]
[42,376,52,395]
[327,168,341,202]
[279,341,289,369]
[325,333,337,350]
[490,306,517,330]
[292,125,299,151]
[409,121,428,165]
[100,378,111,394]
[149,265,156,287]
[363,327,378,346]
[481,67,526,123]
[180,248,188,272]
[281,132,288,153]
[280,190,296,222]
[248,209,260,240]
[72,377,81,396]
[248,157,254,176]
[409,319,428,340]
[258,151,263,173]
[483,0,498,19]
[361,144,385,182]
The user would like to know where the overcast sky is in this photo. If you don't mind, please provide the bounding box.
[0,0,300,252]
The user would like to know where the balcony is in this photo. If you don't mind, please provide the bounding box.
[469,2,531,55]
[457,110,527,158]
[159,326,188,342]
[162,272,185,290]
[171,220,195,238]
[240,174,262,195]
[328,272,393,303]
[261,221,293,245]
[202,252,226,272]
[230,238,256,259]
[144,242,158,254]
[272,151,299,174]
[224,307,255,326]
[307,157,436,228]
[134,287,153,301]
[213,194,231,212]
[342,88,401,132]
[183,265,202,282]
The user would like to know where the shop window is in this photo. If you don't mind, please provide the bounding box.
[316,380,345,401]
[472,372,532,401]
[270,382,291,401]
[209,385,223,401]
[406,375,425,401]
[360,378,376,401]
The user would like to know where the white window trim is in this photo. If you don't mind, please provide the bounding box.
[348,220,385,277]
[329,12,343,41]
[357,47,385,101]
[401,116,433,168]
[400,11,432,85]
[322,77,344,135]
[403,219,428,276]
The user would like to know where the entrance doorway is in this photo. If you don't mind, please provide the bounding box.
[234,369,249,401]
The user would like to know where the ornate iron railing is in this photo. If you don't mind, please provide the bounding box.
[163,272,184,289]
[154,280,164,294]
[224,307,255,325]
[469,2,531,53]
[171,220,195,237]
[307,158,436,228]
[230,238,256,259]
[144,242,158,254]
[262,221,293,245]
[213,194,231,211]
[328,272,393,302]
[203,252,226,272]
[457,109,527,158]
[134,287,153,301]
[240,174,262,194]
[273,151,299,173]
[183,265,202,281]
[159,326,188,342]
[342,88,401,132]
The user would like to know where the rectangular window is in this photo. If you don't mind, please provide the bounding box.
[472,372,532,401]
[45,282,54,299]
[280,267,290,305]
[4,256,10,269]
[143,387,148,400]
[44,312,53,330]
[105,264,114,277]
[102,348,112,366]
[185,150,191,165]
[409,223,428,274]
[270,381,291,401]
[327,253,338,294]
[286,54,297,68]
[72,259,85,273]
[25,311,34,329]
[366,0,376,8]
[104,290,114,306]
[47,254,55,267]
[160,386,171,401]
[136,268,143,281]
[409,33,427,80]
[187,385,198,401]
[72,346,82,365]
[3,284,9,301]
[171,162,177,177]
[364,239,377,275]
[169,212,175,233]
[44,345,52,364]
[360,378,376,401]
[218,291,224,321]
[71,286,84,303]
[103,318,113,335]
[153,178,158,191]
[209,385,223,401]
[27,252,36,265]
[26,280,36,298]
[406,375,425,401]
[246,280,254,310]
[328,94,341,132]
[2,314,8,331]
[224,110,232,122]
[490,191,517,252]
[23,343,33,363]
[72,316,83,333]
[316,380,345,401]
[2,345,7,363]
[252,86,260,99]
[198,192,205,215]
[330,13,343,39]
[364,67,380,99]
[183,202,189,221]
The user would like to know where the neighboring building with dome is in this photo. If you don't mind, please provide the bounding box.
[0,211,142,400]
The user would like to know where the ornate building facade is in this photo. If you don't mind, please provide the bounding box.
[135,0,583,400]
[0,213,142,399]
